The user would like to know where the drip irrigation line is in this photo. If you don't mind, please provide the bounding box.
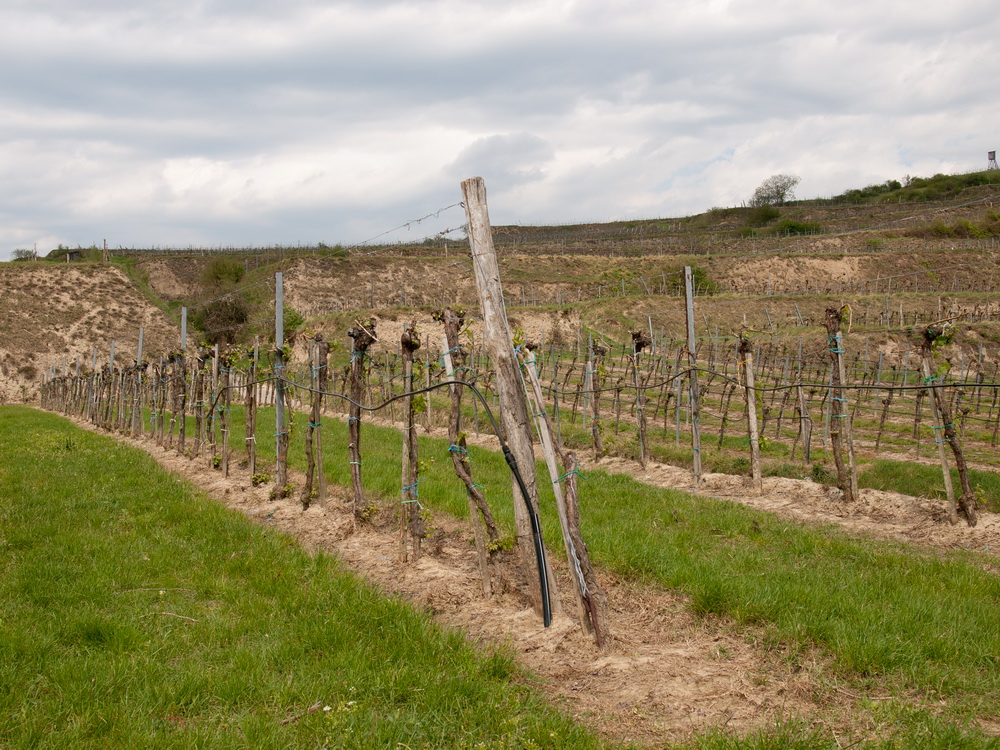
[208,373,552,627]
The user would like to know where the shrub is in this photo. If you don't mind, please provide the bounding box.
[745,205,780,227]
[201,257,245,288]
[192,293,252,344]
[772,218,822,236]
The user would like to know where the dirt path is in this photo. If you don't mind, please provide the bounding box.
[365,412,1000,559]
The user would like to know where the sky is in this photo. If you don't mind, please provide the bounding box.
[2,0,998,260]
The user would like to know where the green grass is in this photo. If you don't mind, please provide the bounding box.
[225,404,1000,746]
[860,459,1000,513]
[0,406,606,749]
[24,401,1000,747]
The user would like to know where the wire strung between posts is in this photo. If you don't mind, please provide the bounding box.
[205,372,552,628]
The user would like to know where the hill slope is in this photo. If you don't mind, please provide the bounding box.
[0,263,178,401]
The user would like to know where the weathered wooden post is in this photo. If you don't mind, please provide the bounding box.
[347,318,377,526]
[522,345,608,646]
[920,322,978,526]
[192,347,207,457]
[220,348,233,476]
[301,334,329,508]
[274,273,289,493]
[178,308,188,454]
[462,176,556,624]
[590,342,606,458]
[684,267,703,483]
[400,323,424,560]
[630,330,651,468]
[738,334,763,492]
[437,309,501,597]
[823,307,858,501]
[246,338,259,477]
[132,327,144,436]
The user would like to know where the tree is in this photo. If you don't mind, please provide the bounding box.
[750,174,801,206]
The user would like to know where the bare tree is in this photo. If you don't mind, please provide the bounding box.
[750,174,801,206]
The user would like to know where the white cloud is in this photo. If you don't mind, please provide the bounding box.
[1,0,999,258]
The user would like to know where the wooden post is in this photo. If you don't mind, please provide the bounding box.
[400,323,423,560]
[522,347,608,647]
[462,176,555,623]
[315,336,328,505]
[684,267,703,483]
[133,327,144,435]
[274,273,289,493]
[796,385,812,462]
[630,330,651,468]
[590,342,606,458]
[436,309,500,598]
[920,323,978,526]
[192,348,206,457]
[738,336,763,492]
[246,338,258,477]
[823,307,858,501]
[347,318,377,526]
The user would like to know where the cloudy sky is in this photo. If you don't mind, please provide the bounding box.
[2,0,997,260]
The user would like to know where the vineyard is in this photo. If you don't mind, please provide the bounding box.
[39,285,1000,522]
[9,173,1000,748]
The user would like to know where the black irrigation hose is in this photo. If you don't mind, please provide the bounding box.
[218,374,553,628]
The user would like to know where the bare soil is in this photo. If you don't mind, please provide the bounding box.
[60,413,999,747]
[0,264,177,403]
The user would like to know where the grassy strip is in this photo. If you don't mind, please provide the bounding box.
[0,406,605,749]
[236,405,1000,747]
[860,459,1000,514]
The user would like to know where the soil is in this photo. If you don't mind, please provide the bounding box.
[0,264,177,403]
[61,413,1000,747]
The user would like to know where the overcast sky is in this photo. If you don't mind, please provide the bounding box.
[2,0,997,260]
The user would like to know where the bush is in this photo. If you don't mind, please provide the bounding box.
[201,257,245,288]
[192,293,252,344]
[665,264,720,295]
[745,205,780,227]
[772,218,822,236]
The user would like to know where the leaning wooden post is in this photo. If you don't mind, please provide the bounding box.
[522,345,608,647]
[400,323,424,560]
[684,266,703,483]
[920,322,978,526]
[462,176,556,624]
[738,334,763,492]
[347,318,377,526]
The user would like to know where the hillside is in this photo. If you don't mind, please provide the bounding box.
[0,263,178,402]
[3,169,1000,399]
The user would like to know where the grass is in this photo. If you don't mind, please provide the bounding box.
[223,403,1000,747]
[19,397,1000,747]
[0,406,607,749]
[860,459,1000,514]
